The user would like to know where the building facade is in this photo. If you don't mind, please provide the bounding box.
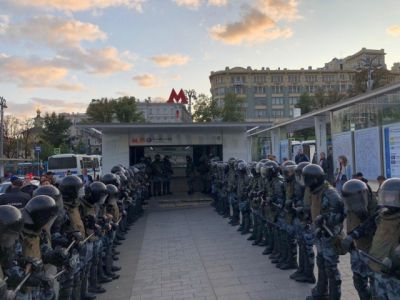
[136,102,192,123]
[209,48,400,123]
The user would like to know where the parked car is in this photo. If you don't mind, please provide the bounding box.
[0,182,11,195]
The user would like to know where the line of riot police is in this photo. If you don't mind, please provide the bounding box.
[0,163,149,300]
[210,158,400,300]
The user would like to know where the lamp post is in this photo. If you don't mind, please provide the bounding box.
[0,97,7,179]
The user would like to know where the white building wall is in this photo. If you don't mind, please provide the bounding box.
[222,130,251,162]
[102,133,130,172]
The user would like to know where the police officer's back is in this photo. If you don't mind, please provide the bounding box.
[0,176,30,208]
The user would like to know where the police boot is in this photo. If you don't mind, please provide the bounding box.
[295,248,316,284]
[290,243,305,280]
[247,220,257,240]
[277,232,288,268]
[307,257,328,299]
[326,267,341,300]
[89,262,106,294]
[97,262,112,284]
[353,273,371,300]
[241,214,250,235]
[252,223,262,245]
[81,266,97,300]
[280,235,298,270]
[72,272,83,300]
[269,230,281,262]
[258,226,268,247]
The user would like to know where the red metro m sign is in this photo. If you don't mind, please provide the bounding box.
[167,88,188,104]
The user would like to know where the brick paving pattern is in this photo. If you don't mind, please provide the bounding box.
[98,205,357,300]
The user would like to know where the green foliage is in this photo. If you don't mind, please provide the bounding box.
[296,92,314,114]
[113,97,144,123]
[192,94,220,122]
[86,97,144,123]
[40,113,72,148]
[38,140,54,161]
[351,68,392,95]
[221,93,245,122]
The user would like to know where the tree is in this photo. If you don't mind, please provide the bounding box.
[113,97,144,123]
[221,93,245,122]
[86,98,114,123]
[296,92,314,114]
[86,97,144,123]
[352,68,392,95]
[41,113,72,148]
[20,118,34,159]
[3,116,20,158]
[192,94,220,122]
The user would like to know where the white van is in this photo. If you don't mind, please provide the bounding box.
[47,154,98,181]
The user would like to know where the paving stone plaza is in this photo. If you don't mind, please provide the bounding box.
[98,197,357,300]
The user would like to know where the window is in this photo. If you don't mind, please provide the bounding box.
[306,85,316,93]
[288,97,298,105]
[271,75,283,83]
[271,109,284,117]
[271,85,283,93]
[256,110,266,118]
[254,86,265,94]
[322,75,335,82]
[48,157,78,169]
[288,74,300,83]
[254,75,266,83]
[272,97,284,105]
[288,86,300,93]
[305,75,318,82]
[234,86,244,94]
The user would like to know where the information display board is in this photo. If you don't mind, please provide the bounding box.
[280,139,289,163]
[384,123,400,178]
[332,131,353,174]
[354,127,381,180]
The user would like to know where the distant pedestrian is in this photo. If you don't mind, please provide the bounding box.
[162,156,173,195]
[376,175,386,193]
[294,148,309,164]
[186,156,195,195]
[79,168,93,187]
[318,152,328,174]
[326,149,334,184]
[334,155,352,193]
[0,176,30,208]
[151,154,163,196]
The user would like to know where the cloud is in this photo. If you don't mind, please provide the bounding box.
[208,0,228,6]
[258,0,300,22]
[387,25,400,37]
[150,54,189,67]
[133,74,159,88]
[0,15,9,34]
[8,0,145,13]
[173,0,201,9]
[7,98,88,117]
[3,16,107,48]
[210,7,292,45]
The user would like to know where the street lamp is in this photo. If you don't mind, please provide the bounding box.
[0,97,7,179]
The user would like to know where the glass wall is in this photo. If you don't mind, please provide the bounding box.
[332,87,400,133]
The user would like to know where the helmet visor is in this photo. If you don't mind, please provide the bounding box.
[379,188,400,208]
[343,193,368,215]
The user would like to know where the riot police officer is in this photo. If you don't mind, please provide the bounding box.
[0,205,24,300]
[291,162,315,283]
[227,158,238,226]
[340,179,378,300]
[19,195,59,299]
[303,164,345,300]
[236,161,250,234]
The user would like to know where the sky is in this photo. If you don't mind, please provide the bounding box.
[1,0,400,117]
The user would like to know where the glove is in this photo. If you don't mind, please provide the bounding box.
[5,267,25,288]
[25,257,44,272]
[294,206,304,214]
[6,290,17,300]
[52,247,69,266]
[69,231,83,242]
[52,232,69,248]
[84,215,96,230]
[314,215,325,227]
[340,235,354,253]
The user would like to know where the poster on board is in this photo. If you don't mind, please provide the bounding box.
[280,139,289,163]
[354,127,381,180]
[384,123,400,178]
[332,131,353,175]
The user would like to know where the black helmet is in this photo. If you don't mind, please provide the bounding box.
[59,175,83,203]
[111,165,124,174]
[22,195,58,232]
[116,172,128,185]
[0,205,23,248]
[33,185,63,211]
[106,184,119,197]
[263,161,280,180]
[302,164,325,190]
[85,182,108,205]
[281,160,297,180]
[378,178,400,209]
[101,173,120,187]
[295,162,310,186]
[342,179,369,217]
[237,161,247,172]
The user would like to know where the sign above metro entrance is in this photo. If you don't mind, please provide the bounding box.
[167,88,188,104]
[130,133,222,146]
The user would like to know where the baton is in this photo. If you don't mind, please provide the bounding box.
[65,240,76,252]
[13,272,31,294]
[322,223,334,237]
[358,250,392,269]
[81,232,95,245]
[53,269,66,280]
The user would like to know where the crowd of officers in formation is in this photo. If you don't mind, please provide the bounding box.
[0,163,150,300]
[209,158,400,300]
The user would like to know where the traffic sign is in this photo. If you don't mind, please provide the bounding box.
[53,148,61,155]
[34,145,41,153]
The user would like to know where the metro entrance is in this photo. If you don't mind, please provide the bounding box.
[130,144,222,193]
